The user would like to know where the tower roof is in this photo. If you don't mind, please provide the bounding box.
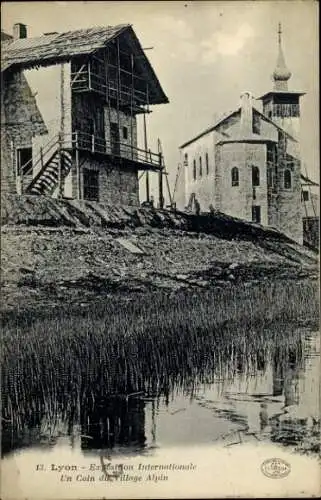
[272,23,292,90]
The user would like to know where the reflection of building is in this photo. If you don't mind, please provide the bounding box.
[301,176,319,249]
[283,365,300,407]
[81,396,146,451]
[272,347,302,405]
[270,344,310,447]
[180,24,305,244]
[1,23,168,205]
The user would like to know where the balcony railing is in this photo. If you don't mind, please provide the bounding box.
[72,132,161,170]
[19,132,162,183]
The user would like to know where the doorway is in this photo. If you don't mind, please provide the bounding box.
[252,205,261,224]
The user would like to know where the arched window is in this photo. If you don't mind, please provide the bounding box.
[252,166,260,187]
[284,169,292,189]
[231,167,239,187]
[199,156,202,177]
[193,160,196,181]
[205,153,209,175]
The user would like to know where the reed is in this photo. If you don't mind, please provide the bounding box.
[1,280,319,433]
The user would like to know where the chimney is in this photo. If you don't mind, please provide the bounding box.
[13,23,27,40]
[240,91,253,137]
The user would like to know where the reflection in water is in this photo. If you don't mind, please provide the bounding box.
[268,333,320,454]
[80,397,146,451]
[2,328,320,458]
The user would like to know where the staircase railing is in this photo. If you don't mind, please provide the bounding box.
[26,150,61,193]
[21,134,60,178]
[22,133,76,178]
[23,134,75,193]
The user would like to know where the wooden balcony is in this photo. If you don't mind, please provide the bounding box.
[72,132,162,171]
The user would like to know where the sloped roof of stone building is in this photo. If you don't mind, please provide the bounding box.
[301,174,319,186]
[1,24,169,105]
[179,105,297,149]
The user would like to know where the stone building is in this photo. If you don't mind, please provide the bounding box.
[180,25,305,244]
[301,174,319,249]
[1,23,168,205]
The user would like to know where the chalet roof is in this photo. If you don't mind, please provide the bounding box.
[1,25,128,71]
[179,105,297,149]
[1,24,169,105]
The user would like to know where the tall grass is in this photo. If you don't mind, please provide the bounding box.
[1,280,319,439]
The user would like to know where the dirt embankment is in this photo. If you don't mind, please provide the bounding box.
[1,195,318,314]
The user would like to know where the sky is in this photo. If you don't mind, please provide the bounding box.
[2,0,319,204]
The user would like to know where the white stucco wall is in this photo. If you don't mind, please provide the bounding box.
[24,64,72,196]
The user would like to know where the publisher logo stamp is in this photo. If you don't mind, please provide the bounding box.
[261,458,291,479]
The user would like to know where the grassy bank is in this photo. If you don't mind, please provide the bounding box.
[2,280,319,430]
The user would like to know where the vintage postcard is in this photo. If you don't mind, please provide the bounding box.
[1,0,320,498]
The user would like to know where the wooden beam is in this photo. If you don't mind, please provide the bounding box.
[70,63,86,86]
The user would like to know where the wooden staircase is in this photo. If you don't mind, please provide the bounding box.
[26,148,72,196]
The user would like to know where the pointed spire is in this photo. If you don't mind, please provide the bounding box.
[272,22,292,90]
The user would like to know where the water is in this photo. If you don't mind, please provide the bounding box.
[1,328,320,498]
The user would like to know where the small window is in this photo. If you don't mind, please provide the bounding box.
[17,147,33,175]
[184,153,188,166]
[252,166,260,187]
[284,169,292,189]
[252,205,261,223]
[302,190,309,201]
[123,126,128,140]
[95,108,104,135]
[83,168,99,201]
[267,168,275,188]
[252,114,261,135]
[205,153,209,175]
[199,156,202,177]
[193,160,196,181]
[231,167,239,187]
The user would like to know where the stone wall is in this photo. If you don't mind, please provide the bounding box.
[71,91,139,205]
[1,71,48,195]
[71,155,139,205]
[181,113,243,212]
[219,142,268,225]
[303,217,319,249]
[182,132,215,211]
[268,132,302,243]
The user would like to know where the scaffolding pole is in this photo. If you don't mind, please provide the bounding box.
[130,53,134,160]
[157,138,173,207]
[105,46,112,157]
[60,63,65,137]
[75,131,81,200]
[58,133,62,198]
[58,63,65,198]
[144,82,150,202]
[143,112,150,202]
[117,38,121,147]
[158,152,164,209]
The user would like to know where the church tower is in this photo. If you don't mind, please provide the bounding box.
[258,23,305,140]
